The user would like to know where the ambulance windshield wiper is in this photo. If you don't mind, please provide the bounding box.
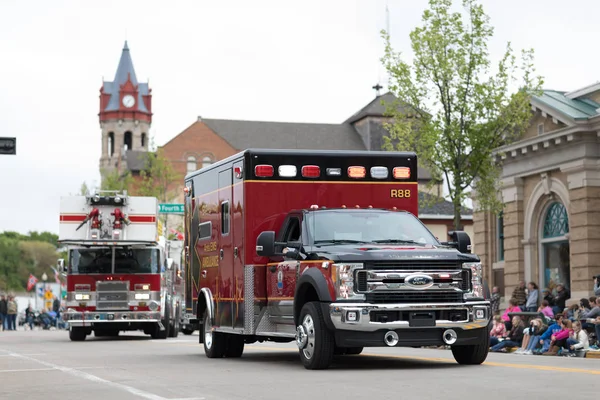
[313,239,366,245]
[370,239,421,245]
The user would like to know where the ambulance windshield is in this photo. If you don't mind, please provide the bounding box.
[68,248,161,274]
[306,210,439,246]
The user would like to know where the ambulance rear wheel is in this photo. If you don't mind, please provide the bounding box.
[203,312,226,358]
[69,327,86,342]
[297,301,335,370]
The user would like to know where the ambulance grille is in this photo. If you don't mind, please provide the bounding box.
[96,281,129,310]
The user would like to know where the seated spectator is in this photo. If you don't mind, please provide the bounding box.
[543,319,573,356]
[489,315,507,347]
[491,316,525,353]
[535,313,564,354]
[538,300,554,319]
[516,317,547,355]
[565,321,589,356]
[580,297,600,331]
[501,298,522,331]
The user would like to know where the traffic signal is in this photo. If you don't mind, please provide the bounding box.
[0,137,16,155]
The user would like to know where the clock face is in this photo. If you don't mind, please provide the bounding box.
[122,94,135,108]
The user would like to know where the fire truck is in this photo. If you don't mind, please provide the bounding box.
[183,149,491,370]
[57,191,183,341]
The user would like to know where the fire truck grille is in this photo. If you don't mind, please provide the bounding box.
[96,281,129,310]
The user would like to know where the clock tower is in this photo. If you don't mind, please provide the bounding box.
[99,41,152,178]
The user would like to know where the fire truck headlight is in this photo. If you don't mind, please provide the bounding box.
[75,293,90,301]
[148,301,159,311]
[463,262,484,299]
[331,263,365,301]
[135,293,150,300]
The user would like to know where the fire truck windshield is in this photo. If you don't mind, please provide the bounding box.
[68,247,161,274]
[306,209,440,246]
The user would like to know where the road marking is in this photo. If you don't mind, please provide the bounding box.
[0,353,46,357]
[3,350,205,400]
[0,366,104,373]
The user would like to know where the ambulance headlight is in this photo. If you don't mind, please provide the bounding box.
[75,293,90,301]
[331,263,365,301]
[135,293,150,300]
[463,262,484,299]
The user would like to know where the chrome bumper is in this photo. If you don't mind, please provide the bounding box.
[64,310,161,326]
[328,301,491,332]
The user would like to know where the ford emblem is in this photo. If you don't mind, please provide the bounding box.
[405,274,434,289]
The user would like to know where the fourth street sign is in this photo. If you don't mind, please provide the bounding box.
[159,203,184,214]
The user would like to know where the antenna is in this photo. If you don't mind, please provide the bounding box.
[386,2,390,36]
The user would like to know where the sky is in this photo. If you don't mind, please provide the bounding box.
[1,0,599,235]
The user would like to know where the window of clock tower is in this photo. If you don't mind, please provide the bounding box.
[141,133,146,148]
[108,132,114,156]
[124,131,132,151]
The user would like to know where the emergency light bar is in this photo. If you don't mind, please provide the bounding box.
[252,164,411,180]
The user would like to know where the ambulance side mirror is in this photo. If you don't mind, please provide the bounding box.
[445,230,472,254]
[256,231,277,257]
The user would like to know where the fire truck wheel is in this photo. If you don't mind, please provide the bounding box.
[69,327,87,341]
[203,312,226,358]
[225,335,245,358]
[450,331,490,365]
[297,301,335,370]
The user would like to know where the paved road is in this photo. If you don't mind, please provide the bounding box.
[1,330,598,400]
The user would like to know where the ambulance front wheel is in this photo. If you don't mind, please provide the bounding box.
[297,301,335,370]
[203,312,226,358]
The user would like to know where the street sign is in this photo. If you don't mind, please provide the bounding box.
[0,137,16,155]
[159,203,184,214]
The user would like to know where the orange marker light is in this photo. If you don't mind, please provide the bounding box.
[393,167,411,179]
[348,166,366,178]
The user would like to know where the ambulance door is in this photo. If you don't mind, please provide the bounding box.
[232,159,245,330]
[218,168,234,328]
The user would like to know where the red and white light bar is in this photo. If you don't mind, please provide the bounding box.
[254,164,411,179]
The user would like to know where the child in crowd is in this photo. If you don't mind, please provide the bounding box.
[501,298,522,331]
[566,321,589,356]
[491,316,524,353]
[489,315,506,347]
[535,314,564,354]
[538,300,554,319]
[543,319,573,356]
[515,317,547,355]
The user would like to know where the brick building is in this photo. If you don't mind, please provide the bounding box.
[474,82,600,304]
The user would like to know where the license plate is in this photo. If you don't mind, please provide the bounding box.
[408,311,435,327]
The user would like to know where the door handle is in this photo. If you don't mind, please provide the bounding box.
[220,249,224,260]
[201,270,207,278]
[234,247,238,258]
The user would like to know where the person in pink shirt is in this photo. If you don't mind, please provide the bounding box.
[543,319,573,356]
[502,298,522,330]
[489,315,507,347]
[538,299,554,319]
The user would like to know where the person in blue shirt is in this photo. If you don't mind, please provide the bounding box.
[535,314,564,354]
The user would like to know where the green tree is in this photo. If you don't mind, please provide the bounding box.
[79,182,91,196]
[100,168,133,192]
[381,0,543,229]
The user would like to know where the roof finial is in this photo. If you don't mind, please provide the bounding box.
[124,39,129,50]
[372,83,383,97]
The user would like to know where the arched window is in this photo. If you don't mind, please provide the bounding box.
[124,131,132,152]
[540,202,570,292]
[108,132,115,156]
[202,156,212,168]
[187,156,197,173]
[141,133,146,148]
